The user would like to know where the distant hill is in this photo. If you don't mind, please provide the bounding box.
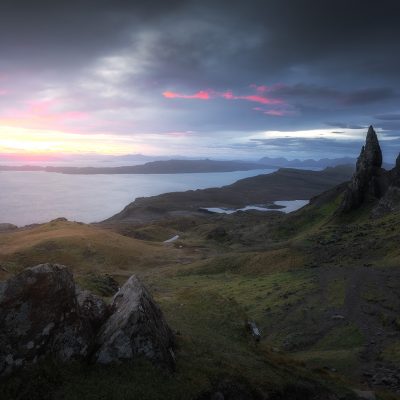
[0,159,265,174]
[106,164,354,223]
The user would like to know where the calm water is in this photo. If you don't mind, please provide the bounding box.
[201,200,309,215]
[0,169,275,226]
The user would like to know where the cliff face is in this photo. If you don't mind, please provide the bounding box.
[340,126,400,214]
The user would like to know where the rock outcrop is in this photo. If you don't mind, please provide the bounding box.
[0,264,93,376]
[0,264,175,377]
[340,126,387,212]
[371,186,400,218]
[389,153,400,187]
[76,288,110,332]
[338,126,400,215]
[95,275,175,369]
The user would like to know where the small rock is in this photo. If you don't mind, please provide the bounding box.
[353,389,376,400]
[331,314,345,320]
[247,321,262,341]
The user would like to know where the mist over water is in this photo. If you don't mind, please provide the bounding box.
[0,169,275,226]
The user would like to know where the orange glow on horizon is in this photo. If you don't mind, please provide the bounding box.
[0,126,147,156]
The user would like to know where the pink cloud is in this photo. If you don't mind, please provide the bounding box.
[0,98,90,131]
[264,109,286,116]
[249,84,270,93]
[0,89,7,96]
[163,86,284,106]
[237,94,282,105]
[163,90,212,100]
[161,84,303,117]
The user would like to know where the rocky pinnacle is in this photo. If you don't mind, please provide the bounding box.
[340,126,386,212]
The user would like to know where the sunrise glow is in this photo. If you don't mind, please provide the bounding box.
[0,126,144,156]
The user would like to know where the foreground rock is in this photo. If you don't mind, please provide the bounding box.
[95,275,175,369]
[0,264,175,377]
[0,264,93,376]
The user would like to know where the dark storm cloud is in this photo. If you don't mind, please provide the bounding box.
[375,113,400,121]
[269,85,397,106]
[247,137,400,162]
[1,0,400,158]
[325,123,365,130]
[0,0,186,65]
[2,0,400,80]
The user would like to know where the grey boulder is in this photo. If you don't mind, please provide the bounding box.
[0,264,175,377]
[94,275,175,369]
[0,264,91,376]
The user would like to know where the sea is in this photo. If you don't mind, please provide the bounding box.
[0,169,275,226]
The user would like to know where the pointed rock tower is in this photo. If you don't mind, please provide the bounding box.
[340,126,387,212]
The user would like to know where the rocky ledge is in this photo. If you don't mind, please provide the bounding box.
[0,264,175,377]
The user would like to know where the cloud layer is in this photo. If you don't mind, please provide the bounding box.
[0,0,400,160]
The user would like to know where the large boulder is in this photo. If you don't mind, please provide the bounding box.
[340,126,387,212]
[94,275,176,369]
[0,265,174,377]
[0,264,92,376]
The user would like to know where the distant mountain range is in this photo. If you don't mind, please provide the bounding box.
[0,159,265,174]
[258,156,357,168]
[2,156,392,175]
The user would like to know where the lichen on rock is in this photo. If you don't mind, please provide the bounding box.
[0,264,175,377]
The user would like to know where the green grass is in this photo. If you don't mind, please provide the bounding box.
[292,349,361,376]
[326,278,347,308]
[4,188,400,398]
[381,341,400,363]
[313,325,364,351]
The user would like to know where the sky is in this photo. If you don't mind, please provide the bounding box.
[1,0,400,162]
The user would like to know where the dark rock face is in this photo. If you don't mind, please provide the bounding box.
[340,126,387,212]
[0,264,91,376]
[95,275,175,369]
[76,288,109,332]
[0,264,175,377]
[371,186,400,218]
[389,153,400,187]
[339,126,400,215]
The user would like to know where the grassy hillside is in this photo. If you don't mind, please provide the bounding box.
[0,219,185,284]
[107,165,353,223]
[1,184,400,399]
